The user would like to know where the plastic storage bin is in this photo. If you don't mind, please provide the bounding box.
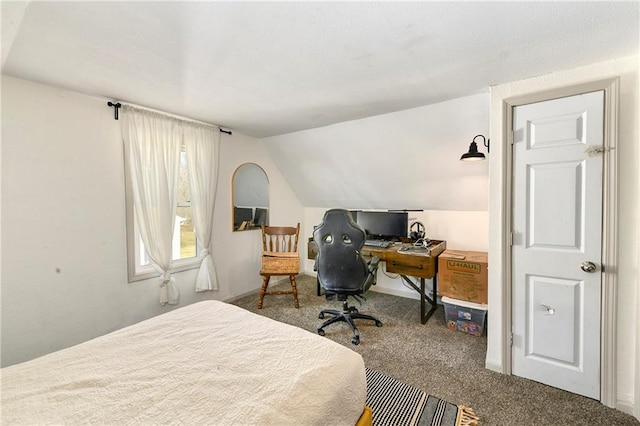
[442,296,488,336]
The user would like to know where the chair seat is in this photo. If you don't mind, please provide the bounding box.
[261,252,299,275]
[263,251,298,258]
[260,271,299,276]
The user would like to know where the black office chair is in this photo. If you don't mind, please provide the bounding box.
[313,209,383,345]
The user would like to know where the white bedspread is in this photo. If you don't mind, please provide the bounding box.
[1,300,366,425]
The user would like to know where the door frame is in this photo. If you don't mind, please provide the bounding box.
[500,78,619,407]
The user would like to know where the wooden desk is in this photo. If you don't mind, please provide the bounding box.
[362,240,446,324]
[309,239,447,324]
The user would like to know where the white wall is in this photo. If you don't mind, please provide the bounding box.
[486,56,639,416]
[262,93,490,212]
[262,94,491,298]
[0,76,304,367]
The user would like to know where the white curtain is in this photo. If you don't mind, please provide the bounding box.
[122,105,182,305]
[184,123,220,292]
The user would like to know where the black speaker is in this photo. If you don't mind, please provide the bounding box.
[409,221,425,240]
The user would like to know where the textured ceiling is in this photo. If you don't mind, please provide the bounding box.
[2,1,638,137]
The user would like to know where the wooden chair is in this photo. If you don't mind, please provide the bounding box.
[258,223,301,309]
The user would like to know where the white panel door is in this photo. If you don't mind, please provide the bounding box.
[511,91,604,399]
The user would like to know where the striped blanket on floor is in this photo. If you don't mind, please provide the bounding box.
[365,368,479,426]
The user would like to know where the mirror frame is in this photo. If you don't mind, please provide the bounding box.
[231,163,269,232]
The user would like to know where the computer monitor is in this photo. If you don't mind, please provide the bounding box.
[233,206,253,228]
[356,211,408,240]
[254,207,268,226]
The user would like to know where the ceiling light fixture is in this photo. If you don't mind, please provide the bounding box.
[460,134,490,161]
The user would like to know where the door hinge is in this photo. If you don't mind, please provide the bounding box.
[509,333,513,347]
[511,129,522,144]
[510,232,514,247]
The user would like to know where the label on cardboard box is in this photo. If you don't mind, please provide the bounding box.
[446,259,482,274]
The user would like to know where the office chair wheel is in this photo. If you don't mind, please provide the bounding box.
[375,320,383,327]
[351,336,360,345]
[318,312,325,319]
[317,329,325,336]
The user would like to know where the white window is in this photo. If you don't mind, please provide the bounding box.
[126,148,199,282]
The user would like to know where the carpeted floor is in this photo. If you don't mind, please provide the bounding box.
[231,275,639,425]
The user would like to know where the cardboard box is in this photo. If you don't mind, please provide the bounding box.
[438,250,488,304]
[442,296,488,336]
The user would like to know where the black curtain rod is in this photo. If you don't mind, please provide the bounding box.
[107,101,232,135]
[107,101,121,119]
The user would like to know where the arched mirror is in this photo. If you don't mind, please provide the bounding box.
[232,163,269,231]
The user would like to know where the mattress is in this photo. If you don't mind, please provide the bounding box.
[1,300,366,425]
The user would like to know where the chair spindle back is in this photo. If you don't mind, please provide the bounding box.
[262,224,300,253]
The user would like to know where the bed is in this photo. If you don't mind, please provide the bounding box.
[1,300,368,425]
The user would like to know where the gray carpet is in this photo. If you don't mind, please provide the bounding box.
[231,275,639,425]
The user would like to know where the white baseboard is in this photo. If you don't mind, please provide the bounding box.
[223,276,292,304]
[484,360,504,373]
[369,285,421,300]
[616,397,635,416]
[223,288,259,304]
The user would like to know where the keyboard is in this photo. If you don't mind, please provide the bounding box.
[364,239,392,248]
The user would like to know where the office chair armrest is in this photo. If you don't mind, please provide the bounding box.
[365,256,381,288]
[368,256,381,274]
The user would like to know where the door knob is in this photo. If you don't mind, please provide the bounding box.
[542,304,556,315]
[580,261,597,273]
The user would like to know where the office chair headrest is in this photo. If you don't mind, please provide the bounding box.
[313,209,369,293]
[314,209,365,251]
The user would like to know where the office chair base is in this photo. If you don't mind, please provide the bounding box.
[317,301,382,345]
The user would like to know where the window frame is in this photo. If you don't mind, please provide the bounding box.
[124,146,200,283]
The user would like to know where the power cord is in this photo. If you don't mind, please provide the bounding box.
[413,237,431,248]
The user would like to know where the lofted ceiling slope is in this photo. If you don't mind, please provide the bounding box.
[1,1,638,138]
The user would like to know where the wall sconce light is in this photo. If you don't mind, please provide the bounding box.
[460,135,490,161]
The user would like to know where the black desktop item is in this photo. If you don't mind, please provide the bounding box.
[234,206,253,228]
[356,211,408,240]
[254,207,268,226]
